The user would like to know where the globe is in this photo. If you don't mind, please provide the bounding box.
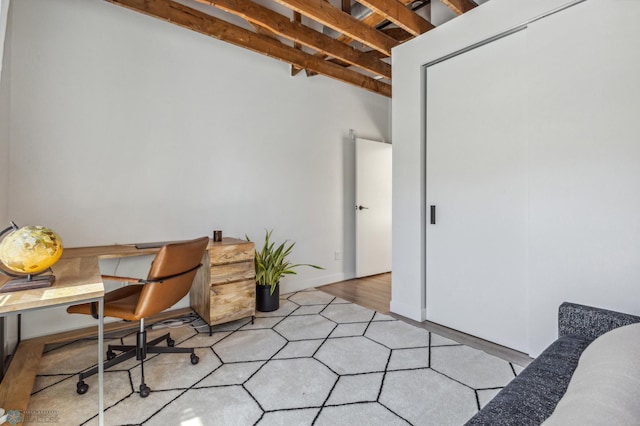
[0,225,64,275]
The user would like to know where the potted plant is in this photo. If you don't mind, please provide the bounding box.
[248,230,323,312]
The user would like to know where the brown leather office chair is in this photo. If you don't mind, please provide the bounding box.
[67,236,209,397]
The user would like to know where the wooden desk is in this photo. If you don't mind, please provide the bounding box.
[0,255,105,426]
[0,243,168,425]
[0,237,254,425]
[65,238,257,334]
[0,256,104,313]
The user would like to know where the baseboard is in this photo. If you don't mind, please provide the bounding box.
[390,299,425,322]
[280,273,355,294]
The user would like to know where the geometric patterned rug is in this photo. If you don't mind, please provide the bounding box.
[25,289,521,425]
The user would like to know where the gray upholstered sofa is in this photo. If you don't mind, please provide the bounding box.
[466,302,640,425]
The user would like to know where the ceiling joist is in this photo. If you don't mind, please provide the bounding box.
[271,0,399,56]
[315,0,416,61]
[105,0,392,97]
[197,0,392,79]
[381,27,413,42]
[291,11,304,76]
[103,0,482,98]
[355,0,434,37]
[440,0,477,15]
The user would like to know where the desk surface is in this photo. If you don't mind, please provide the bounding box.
[63,237,248,259]
[0,257,104,315]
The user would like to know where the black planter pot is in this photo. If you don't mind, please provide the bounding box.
[256,283,279,312]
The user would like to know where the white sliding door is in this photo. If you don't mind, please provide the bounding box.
[425,30,529,353]
[525,0,640,354]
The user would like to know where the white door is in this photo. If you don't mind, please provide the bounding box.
[425,30,529,353]
[356,138,392,278]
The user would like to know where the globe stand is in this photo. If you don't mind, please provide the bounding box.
[0,271,55,293]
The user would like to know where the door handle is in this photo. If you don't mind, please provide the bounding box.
[357,205,369,211]
[430,205,436,224]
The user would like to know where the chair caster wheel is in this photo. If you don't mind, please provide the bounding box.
[107,350,116,360]
[191,354,199,365]
[77,381,89,395]
[139,384,151,398]
[167,338,175,347]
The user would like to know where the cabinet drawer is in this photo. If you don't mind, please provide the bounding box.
[210,262,255,284]
[209,243,254,265]
[210,280,255,324]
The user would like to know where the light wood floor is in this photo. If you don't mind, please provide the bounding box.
[318,273,391,314]
[318,273,532,367]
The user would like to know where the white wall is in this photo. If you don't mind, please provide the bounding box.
[0,0,9,226]
[0,0,12,355]
[393,0,640,356]
[7,0,390,338]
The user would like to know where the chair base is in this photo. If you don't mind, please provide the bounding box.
[76,326,198,398]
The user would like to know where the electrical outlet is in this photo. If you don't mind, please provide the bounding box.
[334,251,341,260]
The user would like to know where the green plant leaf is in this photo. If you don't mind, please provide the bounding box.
[250,229,324,288]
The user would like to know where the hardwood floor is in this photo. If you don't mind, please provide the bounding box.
[318,273,391,314]
[317,273,532,367]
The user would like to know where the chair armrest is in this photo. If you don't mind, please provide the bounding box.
[558,302,640,341]
[101,274,144,284]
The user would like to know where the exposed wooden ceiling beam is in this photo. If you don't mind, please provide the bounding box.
[440,0,477,15]
[355,0,434,36]
[198,0,391,79]
[381,27,413,42]
[271,0,399,56]
[318,0,415,58]
[249,22,279,39]
[364,49,388,59]
[105,0,391,97]
[291,11,303,76]
[342,0,351,14]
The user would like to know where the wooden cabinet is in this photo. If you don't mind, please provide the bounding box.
[190,238,256,333]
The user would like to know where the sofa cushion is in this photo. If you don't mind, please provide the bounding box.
[465,335,591,425]
[542,323,640,425]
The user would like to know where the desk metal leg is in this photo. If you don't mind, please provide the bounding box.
[0,314,22,383]
[98,298,104,426]
[0,316,4,382]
